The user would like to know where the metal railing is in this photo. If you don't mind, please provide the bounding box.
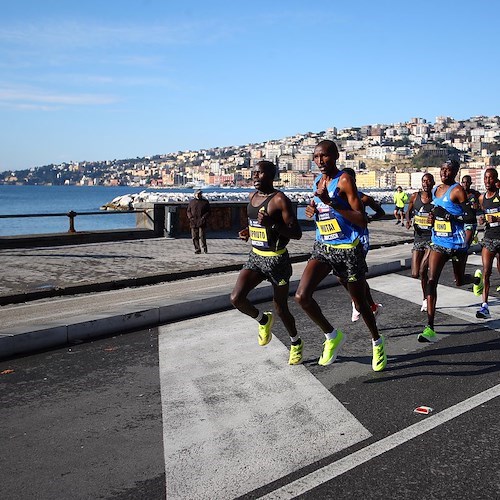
[0,209,148,234]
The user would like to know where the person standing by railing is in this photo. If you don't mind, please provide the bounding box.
[187,190,211,254]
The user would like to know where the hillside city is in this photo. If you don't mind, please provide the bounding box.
[2,115,500,192]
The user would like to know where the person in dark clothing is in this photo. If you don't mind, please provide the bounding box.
[187,190,211,254]
[230,160,303,365]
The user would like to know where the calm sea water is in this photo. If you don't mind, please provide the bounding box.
[0,185,148,236]
[0,185,396,236]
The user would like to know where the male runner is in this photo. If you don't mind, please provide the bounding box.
[461,174,481,247]
[419,159,476,342]
[475,168,500,319]
[405,173,435,312]
[295,140,387,372]
[230,160,303,364]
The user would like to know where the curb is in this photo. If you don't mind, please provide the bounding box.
[0,258,409,361]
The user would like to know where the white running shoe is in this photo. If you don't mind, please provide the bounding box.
[351,301,360,322]
[372,303,383,317]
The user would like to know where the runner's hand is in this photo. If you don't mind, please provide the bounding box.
[257,207,273,227]
[305,199,316,218]
[238,227,250,241]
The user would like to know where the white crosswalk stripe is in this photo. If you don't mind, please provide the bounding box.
[368,274,500,332]
[158,310,371,499]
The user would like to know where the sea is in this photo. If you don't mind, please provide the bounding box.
[0,185,396,236]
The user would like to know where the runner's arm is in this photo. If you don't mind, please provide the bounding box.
[266,193,302,240]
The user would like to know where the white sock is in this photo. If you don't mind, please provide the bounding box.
[255,311,263,323]
[373,337,383,346]
[290,335,300,343]
[482,302,488,308]
[325,329,337,340]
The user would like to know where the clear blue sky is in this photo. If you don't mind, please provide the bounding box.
[1,0,499,171]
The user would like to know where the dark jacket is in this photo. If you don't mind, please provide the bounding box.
[187,197,211,228]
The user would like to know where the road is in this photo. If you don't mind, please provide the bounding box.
[1,260,499,499]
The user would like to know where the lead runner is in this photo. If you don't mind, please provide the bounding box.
[295,140,387,372]
[230,160,303,364]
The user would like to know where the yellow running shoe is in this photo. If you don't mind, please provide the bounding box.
[473,269,484,297]
[288,340,303,365]
[318,330,345,366]
[418,325,438,343]
[372,335,387,372]
[258,311,274,346]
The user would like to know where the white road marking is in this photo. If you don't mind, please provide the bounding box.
[158,310,371,500]
[261,383,500,499]
[368,274,500,331]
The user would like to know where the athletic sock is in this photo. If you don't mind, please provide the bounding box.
[373,337,383,346]
[325,329,337,341]
[255,311,265,324]
[290,335,300,343]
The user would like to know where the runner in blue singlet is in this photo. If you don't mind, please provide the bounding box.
[419,159,475,343]
[295,140,387,372]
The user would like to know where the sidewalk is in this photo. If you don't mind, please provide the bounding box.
[0,219,418,360]
[0,219,414,304]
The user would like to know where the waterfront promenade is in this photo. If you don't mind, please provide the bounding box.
[0,219,417,360]
[0,219,413,302]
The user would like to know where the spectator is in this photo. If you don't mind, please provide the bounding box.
[187,190,210,254]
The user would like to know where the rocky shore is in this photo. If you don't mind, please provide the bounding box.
[102,189,396,210]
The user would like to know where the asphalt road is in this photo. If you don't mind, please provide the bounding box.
[1,263,499,500]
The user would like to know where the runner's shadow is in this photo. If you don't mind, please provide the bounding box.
[363,337,500,383]
[382,323,486,339]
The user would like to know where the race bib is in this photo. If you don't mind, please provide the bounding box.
[485,211,500,223]
[249,226,267,243]
[316,217,345,241]
[317,218,341,235]
[414,215,431,227]
[434,219,452,237]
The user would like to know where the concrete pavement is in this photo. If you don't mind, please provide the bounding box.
[0,219,418,360]
[0,218,484,360]
[0,219,413,303]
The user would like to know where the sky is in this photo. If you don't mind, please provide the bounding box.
[1,0,499,171]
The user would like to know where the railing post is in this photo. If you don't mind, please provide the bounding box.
[67,211,77,233]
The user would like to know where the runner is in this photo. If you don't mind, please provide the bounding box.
[419,159,476,342]
[342,167,384,322]
[475,168,500,319]
[461,174,481,248]
[295,140,387,372]
[405,173,435,312]
[230,160,303,364]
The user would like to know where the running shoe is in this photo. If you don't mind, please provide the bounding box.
[258,312,274,346]
[351,302,360,322]
[288,340,304,365]
[418,325,438,343]
[476,304,491,319]
[473,269,484,297]
[420,299,427,312]
[318,330,345,366]
[372,336,387,372]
